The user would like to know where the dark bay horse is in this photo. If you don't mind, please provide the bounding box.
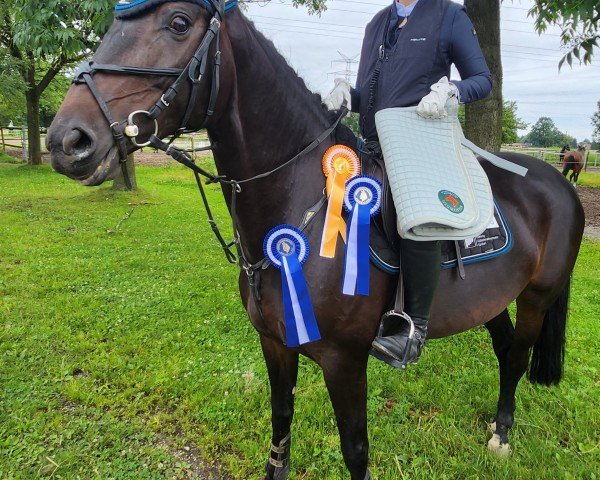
[46,2,585,478]
[562,146,586,184]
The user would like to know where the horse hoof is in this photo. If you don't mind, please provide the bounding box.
[487,433,511,458]
[488,422,496,434]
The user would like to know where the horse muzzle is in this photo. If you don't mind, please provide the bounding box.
[47,119,119,186]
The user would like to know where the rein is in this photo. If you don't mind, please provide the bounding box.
[148,106,348,273]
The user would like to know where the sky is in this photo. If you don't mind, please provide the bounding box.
[244,0,599,142]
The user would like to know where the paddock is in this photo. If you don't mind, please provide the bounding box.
[1,162,598,479]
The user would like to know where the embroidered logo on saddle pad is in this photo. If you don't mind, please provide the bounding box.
[438,190,464,214]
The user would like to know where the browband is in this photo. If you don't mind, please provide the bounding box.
[114,0,238,18]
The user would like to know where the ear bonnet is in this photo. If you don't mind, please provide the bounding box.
[114,0,238,19]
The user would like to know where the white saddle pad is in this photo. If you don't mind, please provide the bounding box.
[375,103,495,241]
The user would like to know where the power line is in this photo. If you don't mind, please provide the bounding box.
[249,10,563,37]
[252,16,560,41]
[250,13,364,30]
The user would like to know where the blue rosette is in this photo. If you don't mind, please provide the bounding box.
[263,225,320,347]
[342,176,382,296]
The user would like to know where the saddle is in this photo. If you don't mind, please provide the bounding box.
[359,140,401,257]
[358,141,513,279]
[334,106,525,281]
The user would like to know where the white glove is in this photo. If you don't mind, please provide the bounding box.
[416,76,459,119]
[324,78,351,112]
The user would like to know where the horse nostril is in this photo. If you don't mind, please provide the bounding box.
[63,128,94,157]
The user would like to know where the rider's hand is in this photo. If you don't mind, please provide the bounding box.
[416,76,459,119]
[324,78,351,112]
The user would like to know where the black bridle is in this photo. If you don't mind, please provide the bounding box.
[74,0,231,189]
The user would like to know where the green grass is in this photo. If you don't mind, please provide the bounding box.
[0,152,25,164]
[1,164,599,479]
[577,171,600,188]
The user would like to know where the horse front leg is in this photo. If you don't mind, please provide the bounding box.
[260,334,299,480]
[322,350,371,480]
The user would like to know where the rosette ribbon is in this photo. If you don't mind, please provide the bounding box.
[319,145,360,258]
[342,176,382,296]
[264,225,321,347]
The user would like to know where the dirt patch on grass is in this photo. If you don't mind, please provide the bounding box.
[576,186,600,239]
[1,149,207,167]
[156,431,234,480]
[133,149,211,166]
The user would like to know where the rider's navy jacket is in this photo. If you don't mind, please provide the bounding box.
[352,0,492,140]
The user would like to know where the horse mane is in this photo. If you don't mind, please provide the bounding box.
[232,10,339,124]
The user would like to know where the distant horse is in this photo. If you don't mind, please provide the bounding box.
[46,2,585,478]
[562,146,586,184]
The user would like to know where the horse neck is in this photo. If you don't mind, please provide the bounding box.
[207,11,332,260]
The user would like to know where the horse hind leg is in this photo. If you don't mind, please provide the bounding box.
[486,279,570,457]
[260,335,299,480]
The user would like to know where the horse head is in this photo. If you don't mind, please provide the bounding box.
[46,0,236,186]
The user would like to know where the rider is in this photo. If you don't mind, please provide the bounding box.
[324,0,492,368]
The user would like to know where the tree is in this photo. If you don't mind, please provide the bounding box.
[457,101,526,146]
[592,101,600,143]
[0,0,113,165]
[38,74,72,128]
[0,64,71,128]
[291,0,327,14]
[342,112,360,137]
[529,1,598,68]
[524,117,572,148]
[502,101,527,144]
[464,0,503,152]
[0,51,26,125]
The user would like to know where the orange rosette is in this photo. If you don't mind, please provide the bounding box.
[319,145,361,258]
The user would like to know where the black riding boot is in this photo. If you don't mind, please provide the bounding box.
[371,239,441,369]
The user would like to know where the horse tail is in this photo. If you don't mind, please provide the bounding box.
[528,276,571,386]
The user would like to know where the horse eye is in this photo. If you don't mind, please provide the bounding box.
[169,16,190,34]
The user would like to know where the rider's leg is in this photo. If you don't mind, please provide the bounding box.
[371,239,441,368]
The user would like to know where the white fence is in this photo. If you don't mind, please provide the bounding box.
[501,145,599,169]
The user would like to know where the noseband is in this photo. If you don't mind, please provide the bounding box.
[73,0,237,189]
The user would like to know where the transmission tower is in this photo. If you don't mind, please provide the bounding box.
[328,51,359,82]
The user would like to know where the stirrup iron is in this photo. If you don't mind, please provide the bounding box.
[371,310,424,369]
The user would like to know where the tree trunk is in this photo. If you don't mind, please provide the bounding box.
[464,0,503,152]
[25,87,42,165]
[112,153,137,190]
